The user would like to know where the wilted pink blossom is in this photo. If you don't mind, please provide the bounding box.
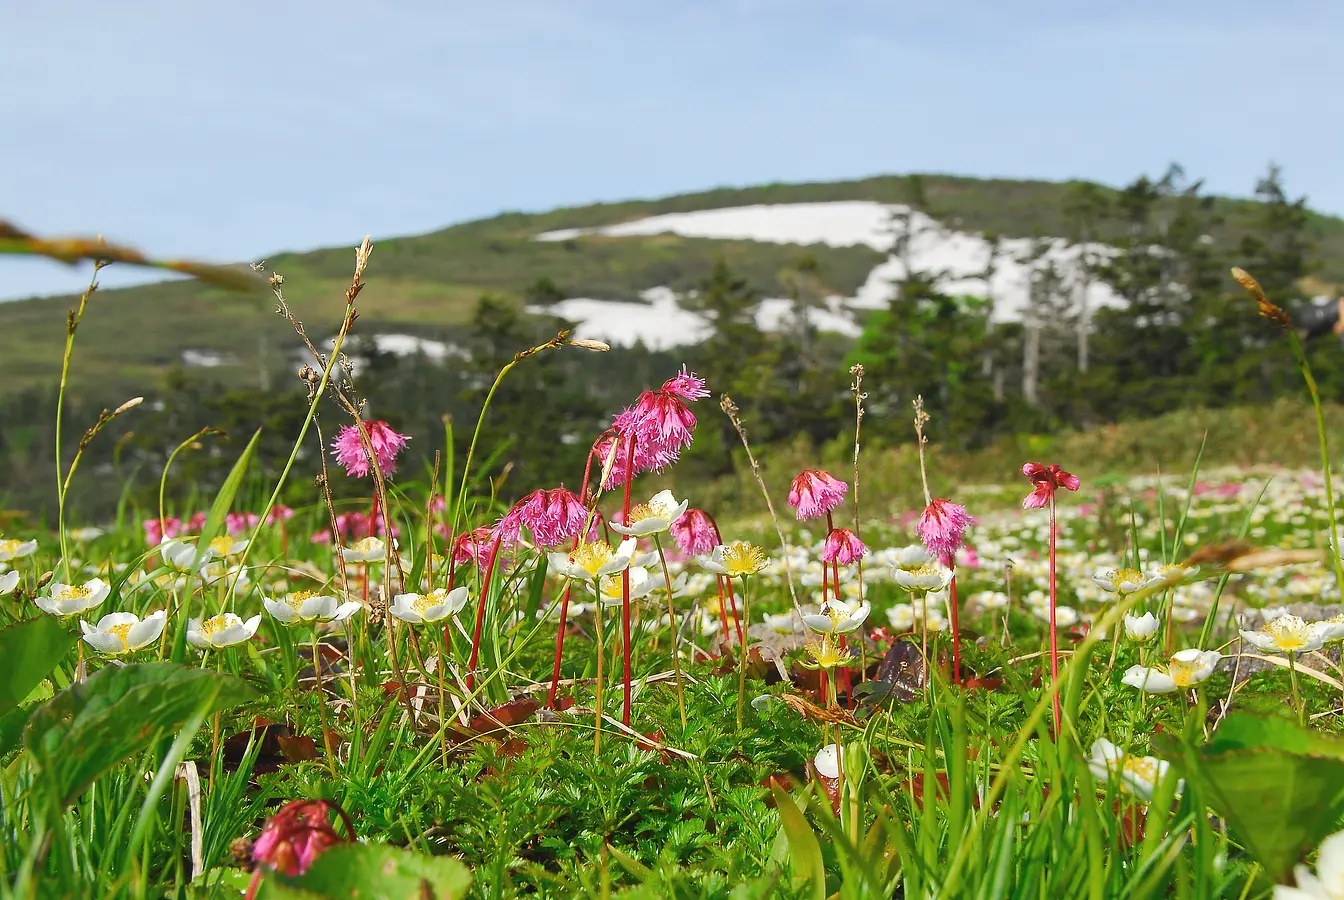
[226,512,260,536]
[143,517,182,546]
[917,498,976,567]
[330,421,410,478]
[670,508,718,556]
[1021,462,1081,510]
[820,528,867,565]
[787,469,849,520]
[251,799,351,878]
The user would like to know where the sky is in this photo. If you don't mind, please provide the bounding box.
[3,0,1341,301]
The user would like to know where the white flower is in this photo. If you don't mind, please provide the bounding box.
[81,610,167,655]
[598,566,657,607]
[973,591,1009,610]
[68,527,105,543]
[886,603,915,631]
[609,490,689,537]
[0,538,38,562]
[1034,605,1079,627]
[892,562,950,592]
[1093,567,1162,595]
[35,579,110,617]
[160,539,201,574]
[893,545,929,568]
[1124,612,1160,642]
[199,562,251,591]
[263,590,362,625]
[1087,738,1180,802]
[802,598,871,634]
[548,538,638,581]
[813,743,842,780]
[340,537,386,563]
[0,570,19,595]
[389,587,470,624]
[1240,614,1330,655]
[203,535,249,561]
[631,550,660,569]
[1122,648,1221,693]
[1276,828,1344,899]
[187,613,262,649]
[763,612,802,634]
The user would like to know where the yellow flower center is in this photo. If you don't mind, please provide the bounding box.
[805,638,852,670]
[210,536,236,557]
[64,585,91,600]
[107,622,135,650]
[625,504,656,524]
[198,615,228,638]
[1106,569,1143,592]
[1122,755,1160,785]
[1266,616,1312,651]
[0,540,21,555]
[287,590,317,611]
[721,542,766,578]
[411,591,447,615]
[1167,658,1203,687]
[353,537,382,554]
[570,541,615,577]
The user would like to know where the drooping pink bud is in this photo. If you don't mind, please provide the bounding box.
[820,528,867,565]
[917,498,975,567]
[787,470,849,520]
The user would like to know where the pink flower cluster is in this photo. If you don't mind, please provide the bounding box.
[498,487,587,548]
[787,469,848,520]
[602,367,709,489]
[1020,462,1081,510]
[309,510,399,544]
[917,498,976,567]
[670,508,718,556]
[330,421,410,479]
[821,527,867,566]
[144,506,292,545]
[251,799,351,878]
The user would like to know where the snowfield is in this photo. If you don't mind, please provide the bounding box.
[535,201,1126,349]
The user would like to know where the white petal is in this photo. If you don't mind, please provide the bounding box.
[0,570,18,595]
[443,587,470,614]
[802,614,834,633]
[331,601,363,621]
[127,612,167,649]
[84,632,129,654]
[264,597,299,623]
[300,595,337,620]
[814,744,841,780]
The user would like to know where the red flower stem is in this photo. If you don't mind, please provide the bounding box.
[546,445,602,707]
[465,535,503,692]
[703,512,745,647]
[713,576,732,649]
[1048,495,1061,736]
[619,434,635,726]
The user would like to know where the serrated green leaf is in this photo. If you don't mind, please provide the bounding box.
[24,662,257,807]
[257,843,472,899]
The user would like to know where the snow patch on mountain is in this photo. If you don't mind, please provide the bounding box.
[535,201,1127,347]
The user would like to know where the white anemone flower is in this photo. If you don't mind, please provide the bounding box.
[598,566,658,607]
[263,590,362,625]
[0,538,38,562]
[1276,828,1344,899]
[1240,614,1330,655]
[886,603,915,631]
[81,610,167,655]
[803,598,871,635]
[340,537,386,563]
[893,545,929,568]
[160,539,201,574]
[187,613,262,649]
[0,570,19,595]
[609,490,690,537]
[892,562,951,592]
[203,535,250,561]
[389,587,470,624]
[548,538,638,582]
[1122,649,1221,693]
[1093,567,1162,595]
[35,578,110,617]
[813,743,842,780]
[68,527,105,543]
[1087,739,1180,802]
[1033,604,1079,627]
[1124,612,1160,642]
[763,612,803,634]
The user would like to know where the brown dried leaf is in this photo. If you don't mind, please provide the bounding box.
[777,692,859,727]
[1231,266,1291,328]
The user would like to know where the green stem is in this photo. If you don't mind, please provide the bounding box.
[313,628,337,776]
[736,575,752,729]
[654,537,687,732]
[55,263,105,581]
[1288,651,1305,727]
[593,578,604,756]
[1287,331,1344,598]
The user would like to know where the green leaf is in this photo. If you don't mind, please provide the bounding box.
[257,843,472,899]
[770,784,826,900]
[24,662,257,807]
[1165,711,1344,883]
[0,616,75,717]
[195,428,263,557]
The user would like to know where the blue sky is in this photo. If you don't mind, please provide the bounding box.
[3,0,1340,300]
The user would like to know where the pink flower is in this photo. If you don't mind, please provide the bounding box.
[428,494,447,514]
[605,367,709,487]
[498,487,587,548]
[958,545,980,569]
[787,469,849,520]
[251,799,351,877]
[1020,463,1081,510]
[660,366,711,402]
[451,527,494,568]
[188,511,208,532]
[820,528,867,565]
[917,498,976,567]
[226,512,260,536]
[143,517,182,546]
[266,505,295,524]
[330,421,410,479]
[595,433,678,491]
[670,508,718,556]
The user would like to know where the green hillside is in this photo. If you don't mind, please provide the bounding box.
[4,172,1342,395]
